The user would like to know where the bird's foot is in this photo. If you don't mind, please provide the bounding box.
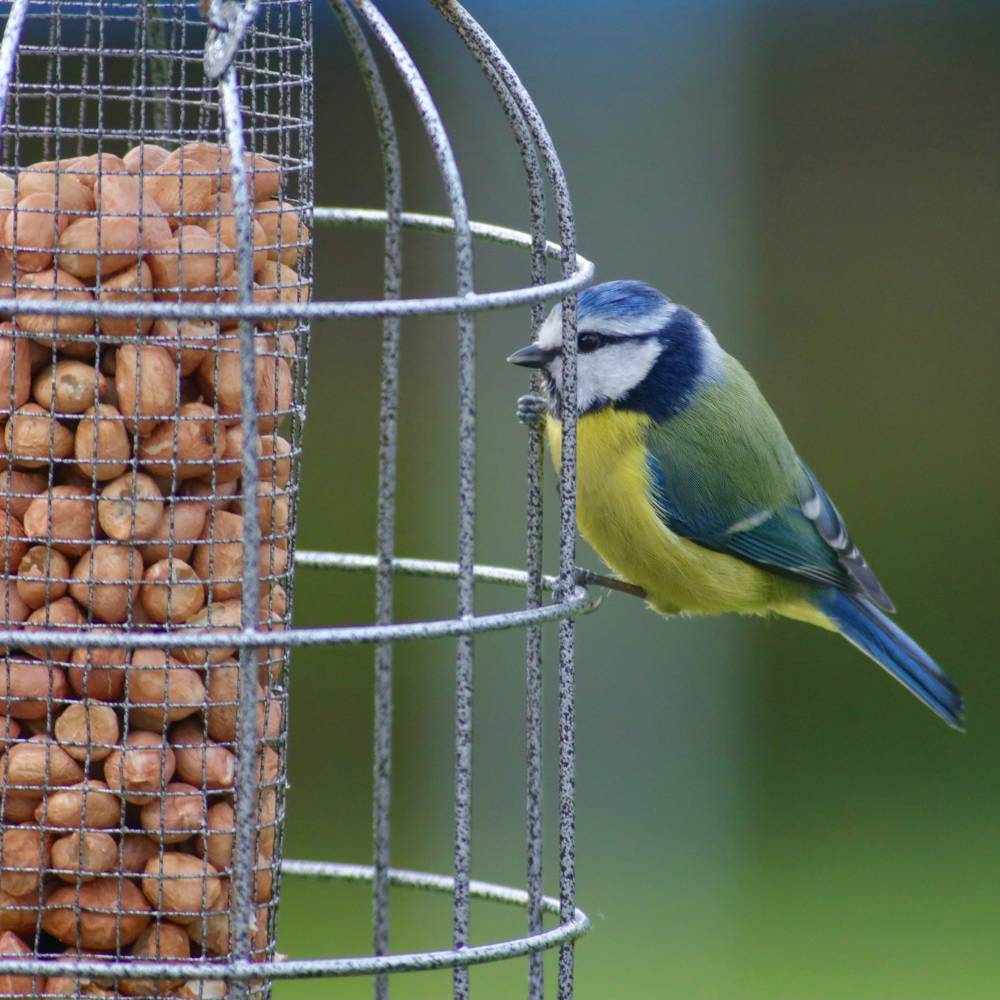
[517,393,548,429]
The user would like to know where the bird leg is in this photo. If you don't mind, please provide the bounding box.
[516,392,548,429]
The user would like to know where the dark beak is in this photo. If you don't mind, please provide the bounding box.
[506,344,555,369]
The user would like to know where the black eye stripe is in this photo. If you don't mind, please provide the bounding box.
[576,330,664,352]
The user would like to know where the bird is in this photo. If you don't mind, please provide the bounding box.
[507,279,963,729]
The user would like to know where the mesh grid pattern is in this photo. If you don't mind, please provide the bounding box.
[0,2,313,996]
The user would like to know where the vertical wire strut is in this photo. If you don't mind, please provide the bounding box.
[427,20,550,996]
[348,5,477,998]
[433,6,581,998]
[219,60,264,1000]
[327,4,404,999]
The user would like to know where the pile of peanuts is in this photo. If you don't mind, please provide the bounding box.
[0,141,307,997]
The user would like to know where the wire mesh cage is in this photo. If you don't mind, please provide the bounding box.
[0,0,598,997]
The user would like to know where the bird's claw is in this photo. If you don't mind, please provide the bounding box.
[516,393,548,429]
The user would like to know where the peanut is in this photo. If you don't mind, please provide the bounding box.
[69,544,142,624]
[182,476,241,511]
[16,545,70,608]
[148,318,218,376]
[41,780,122,829]
[0,927,40,996]
[50,831,118,883]
[256,199,308,268]
[0,659,69,718]
[174,599,241,666]
[3,192,62,271]
[137,402,225,480]
[195,336,292,429]
[0,333,31,414]
[53,702,120,762]
[172,719,235,792]
[244,152,281,203]
[202,214,268,273]
[23,485,95,557]
[0,825,49,896]
[127,649,205,725]
[145,153,217,218]
[5,735,84,791]
[0,885,41,938]
[192,510,244,601]
[141,558,205,624]
[205,664,280,743]
[22,596,83,661]
[98,472,164,541]
[259,433,292,488]
[254,259,306,332]
[74,403,132,481]
[139,781,205,844]
[57,215,142,279]
[5,402,74,467]
[123,144,171,176]
[147,224,235,301]
[138,499,208,564]
[43,878,151,949]
[9,268,95,341]
[66,152,129,189]
[141,852,221,924]
[0,577,28,628]
[0,514,28,573]
[122,921,191,997]
[68,642,128,701]
[120,834,158,875]
[103,731,176,804]
[0,469,46,519]
[32,359,107,415]
[96,260,155,337]
[114,344,178,436]
[194,800,234,871]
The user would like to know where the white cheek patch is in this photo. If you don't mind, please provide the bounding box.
[577,338,662,413]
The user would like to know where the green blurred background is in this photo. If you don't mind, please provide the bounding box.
[278,2,1000,997]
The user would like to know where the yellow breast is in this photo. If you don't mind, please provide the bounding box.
[545,408,784,617]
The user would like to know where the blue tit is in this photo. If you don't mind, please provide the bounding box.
[508,280,962,729]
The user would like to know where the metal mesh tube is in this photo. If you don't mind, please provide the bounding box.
[0,2,312,997]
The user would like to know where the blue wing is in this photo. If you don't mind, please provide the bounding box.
[646,454,895,612]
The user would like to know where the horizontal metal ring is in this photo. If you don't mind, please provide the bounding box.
[295,549,563,591]
[0,860,590,981]
[0,551,600,649]
[0,207,593,321]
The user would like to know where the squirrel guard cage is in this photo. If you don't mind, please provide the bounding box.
[0,1,597,998]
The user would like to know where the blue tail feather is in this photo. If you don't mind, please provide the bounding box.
[819,589,964,730]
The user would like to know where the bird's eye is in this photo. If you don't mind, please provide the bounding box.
[578,332,602,353]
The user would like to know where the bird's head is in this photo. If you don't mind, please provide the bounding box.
[507,279,722,419]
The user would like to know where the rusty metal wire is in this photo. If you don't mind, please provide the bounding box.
[0,1,594,999]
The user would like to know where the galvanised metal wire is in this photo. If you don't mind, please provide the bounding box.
[0,1,598,998]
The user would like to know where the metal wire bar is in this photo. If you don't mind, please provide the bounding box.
[0,585,600,651]
[325,3,404,997]
[345,7,478,995]
[434,6,582,996]
[442,24,551,997]
[0,0,29,147]
[219,50,264,1000]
